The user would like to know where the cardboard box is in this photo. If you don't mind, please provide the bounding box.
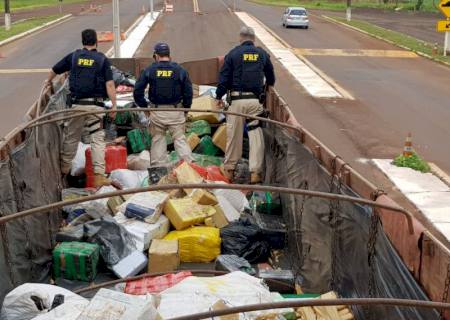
[212,124,227,152]
[148,239,180,273]
[164,197,216,230]
[191,189,218,206]
[187,133,201,151]
[188,96,221,124]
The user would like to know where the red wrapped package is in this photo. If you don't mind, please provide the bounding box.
[206,166,230,183]
[85,145,127,176]
[125,271,193,295]
[189,162,208,179]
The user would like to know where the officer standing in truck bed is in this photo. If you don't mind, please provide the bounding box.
[215,26,275,184]
[46,29,117,188]
[133,42,194,167]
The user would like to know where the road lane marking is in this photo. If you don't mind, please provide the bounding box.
[0,69,49,74]
[235,12,350,99]
[295,48,418,58]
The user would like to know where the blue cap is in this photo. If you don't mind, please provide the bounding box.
[154,42,170,55]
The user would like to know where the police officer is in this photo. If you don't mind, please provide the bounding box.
[45,29,116,188]
[133,43,194,166]
[215,26,275,184]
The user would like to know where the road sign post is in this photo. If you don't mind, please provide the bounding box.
[437,0,450,56]
[346,0,352,21]
[150,0,154,19]
[4,0,11,31]
[112,0,121,58]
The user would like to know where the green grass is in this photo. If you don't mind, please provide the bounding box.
[0,0,86,11]
[248,0,438,12]
[329,16,450,65]
[0,15,63,42]
[393,153,431,173]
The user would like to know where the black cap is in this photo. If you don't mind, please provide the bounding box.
[154,42,170,56]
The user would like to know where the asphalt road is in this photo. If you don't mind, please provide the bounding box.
[0,0,162,137]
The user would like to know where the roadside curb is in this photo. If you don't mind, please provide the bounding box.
[0,14,73,48]
[321,15,450,69]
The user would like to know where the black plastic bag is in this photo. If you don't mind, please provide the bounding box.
[83,217,136,266]
[220,216,270,263]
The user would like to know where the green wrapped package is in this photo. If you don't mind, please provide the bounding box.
[186,120,211,137]
[169,152,223,167]
[169,151,180,163]
[193,153,223,167]
[194,136,221,156]
[127,128,152,153]
[53,242,100,282]
[114,102,135,125]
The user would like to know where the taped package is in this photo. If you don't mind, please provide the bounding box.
[188,95,221,124]
[76,288,158,320]
[118,191,169,223]
[187,133,201,151]
[158,271,287,320]
[114,213,170,251]
[174,162,204,194]
[164,226,221,262]
[163,197,216,230]
[212,124,227,152]
[190,189,218,205]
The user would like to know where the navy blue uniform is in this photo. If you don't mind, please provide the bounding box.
[52,48,113,99]
[216,41,275,100]
[133,61,193,108]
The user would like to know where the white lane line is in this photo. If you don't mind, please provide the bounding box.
[110,12,161,58]
[0,68,50,74]
[235,12,344,99]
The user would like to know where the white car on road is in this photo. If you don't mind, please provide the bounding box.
[282,7,309,29]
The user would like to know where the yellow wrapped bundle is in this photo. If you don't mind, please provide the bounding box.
[164,197,216,230]
[190,189,218,206]
[212,124,227,152]
[164,227,221,262]
[188,96,221,124]
[187,133,201,151]
[174,162,204,194]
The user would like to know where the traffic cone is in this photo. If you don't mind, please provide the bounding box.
[403,132,413,157]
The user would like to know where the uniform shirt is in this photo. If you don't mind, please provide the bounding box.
[216,41,275,100]
[133,61,193,108]
[52,48,113,99]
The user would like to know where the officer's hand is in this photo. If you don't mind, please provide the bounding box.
[214,99,224,110]
[109,107,117,120]
[43,79,53,91]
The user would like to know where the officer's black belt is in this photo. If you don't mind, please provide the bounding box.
[230,94,258,101]
[72,99,105,107]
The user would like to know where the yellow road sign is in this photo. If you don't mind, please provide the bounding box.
[437,20,450,32]
[439,0,450,17]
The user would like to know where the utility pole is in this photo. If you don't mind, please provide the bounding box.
[112,0,121,57]
[4,0,11,31]
[346,0,352,21]
[445,18,450,56]
[150,0,154,19]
